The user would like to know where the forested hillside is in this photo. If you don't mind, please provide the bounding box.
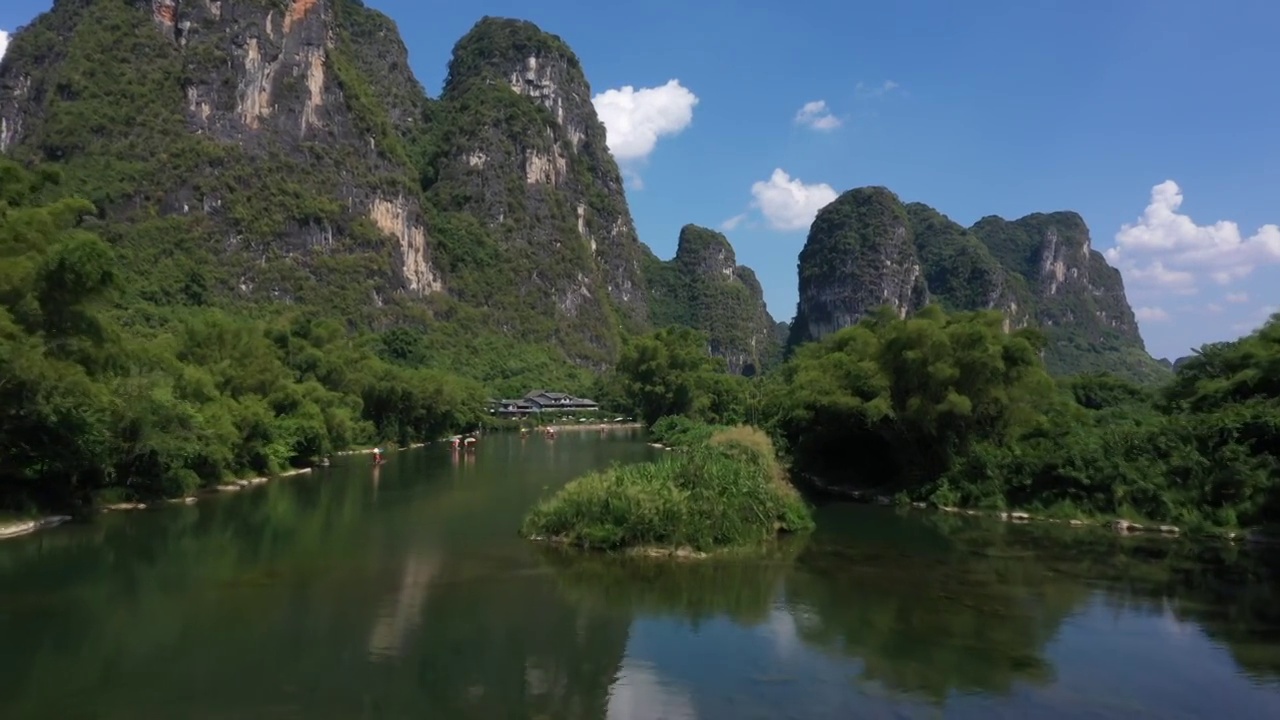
[0,1,1184,513]
[0,158,488,511]
[643,224,781,375]
[789,187,1167,382]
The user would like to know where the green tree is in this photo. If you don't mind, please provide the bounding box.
[0,159,492,514]
[614,326,744,426]
[768,305,1055,488]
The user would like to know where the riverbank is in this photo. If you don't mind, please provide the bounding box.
[1,467,323,540]
[527,533,710,560]
[3,429,647,542]
[796,473,1280,546]
[0,515,74,540]
[334,442,427,456]
[528,422,644,433]
[0,448,409,542]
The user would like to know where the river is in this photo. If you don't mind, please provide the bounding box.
[1,429,1279,719]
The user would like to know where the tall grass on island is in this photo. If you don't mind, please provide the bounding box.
[646,415,727,449]
[521,425,814,553]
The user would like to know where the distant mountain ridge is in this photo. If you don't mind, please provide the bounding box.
[0,2,1159,382]
[644,224,781,375]
[788,186,1166,382]
[0,2,778,375]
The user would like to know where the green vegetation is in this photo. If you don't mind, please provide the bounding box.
[3,1,1254,537]
[647,415,729,449]
[0,0,417,325]
[599,326,757,427]
[0,160,486,514]
[0,6,653,517]
[771,305,1054,491]
[1,1,619,384]
[417,16,647,367]
[972,211,1168,382]
[773,305,1280,530]
[371,322,593,400]
[612,305,1280,533]
[643,225,780,376]
[521,425,814,552]
[790,187,1169,383]
[906,202,1026,313]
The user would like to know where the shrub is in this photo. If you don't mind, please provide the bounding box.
[521,425,814,552]
[648,415,724,448]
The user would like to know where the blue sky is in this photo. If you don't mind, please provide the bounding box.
[2,0,1277,360]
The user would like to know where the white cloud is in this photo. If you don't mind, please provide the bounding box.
[0,30,10,63]
[592,80,698,163]
[720,213,746,231]
[794,100,841,131]
[1107,180,1280,293]
[1135,306,1171,323]
[1123,260,1196,294]
[855,80,900,99]
[1225,291,1249,303]
[1206,303,1224,315]
[1210,267,1252,285]
[749,169,839,231]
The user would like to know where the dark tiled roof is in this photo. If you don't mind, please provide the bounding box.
[502,390,600,408]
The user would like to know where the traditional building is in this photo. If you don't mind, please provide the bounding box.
[487,390,600,417]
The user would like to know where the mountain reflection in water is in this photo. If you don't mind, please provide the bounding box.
[0,435,1276,719]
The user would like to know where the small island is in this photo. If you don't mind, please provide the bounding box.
[521,425,814,554]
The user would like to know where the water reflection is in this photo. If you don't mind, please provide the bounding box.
[606,659,698,720]
[367,551,441,661]
[0,435,654,719]
[401,557,630,719]
[540,503,1280,718]
[540,542,801,628]
[1,436,1279,719]
[786,524,1066,701]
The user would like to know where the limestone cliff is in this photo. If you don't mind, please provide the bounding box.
[790,188,928,344]
[0,0,441,312]
[0,5,776,374]
[789,186,1163,381]
[969,212,1157,378]
[645,225,779,375]
[420,17,650,366]
[906,202,1030,324]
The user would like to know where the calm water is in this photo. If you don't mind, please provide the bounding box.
[2,430,1280,719]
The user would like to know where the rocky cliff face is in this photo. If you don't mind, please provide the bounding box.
[645,225,779,375]
[419,17,650,366]
[968,212,1138,337]
[905,202,1029,325]
[790,186,1162,380]
[790,187,1028,344]
[968,212,1155,378]
[0,5,779,372]
[0,0,442,310]
[790,188,928,344]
